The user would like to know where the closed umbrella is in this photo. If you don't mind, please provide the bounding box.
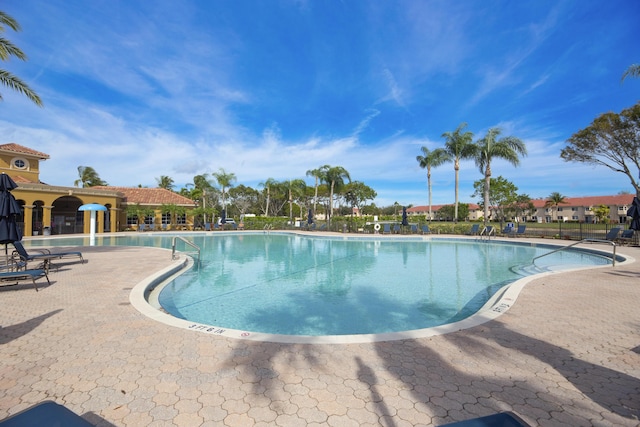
[627,197,640,231]
[401,206,409,227]
[220,209,227,225]
[307,209,314,225]
[0,173,23,268]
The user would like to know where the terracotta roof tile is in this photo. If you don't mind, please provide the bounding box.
[93,186,197,206]
[0,143,50,159]
[12,175,39,184]
[531,194,634,208]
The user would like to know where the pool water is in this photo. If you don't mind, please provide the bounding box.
[152,234,610,336]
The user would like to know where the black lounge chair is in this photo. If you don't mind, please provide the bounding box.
[12,240,84,271]
[604,227,621,242]
[0,268,49,291]
[465,224,480,235]
[0,400,93,426]
[616,228,634,245]
[439,411,530,426]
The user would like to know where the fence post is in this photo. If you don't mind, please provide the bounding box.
[579,222,583,241]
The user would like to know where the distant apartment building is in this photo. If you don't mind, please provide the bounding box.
[407,194,634,224]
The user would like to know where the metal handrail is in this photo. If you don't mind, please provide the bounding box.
[478,226,495,241]
[532,238,617,267]
[172,236,201,264]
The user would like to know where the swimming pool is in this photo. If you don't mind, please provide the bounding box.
[25,232,617,342]
[153,233,612,337]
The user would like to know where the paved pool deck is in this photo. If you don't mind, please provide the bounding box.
[1,235,639,426]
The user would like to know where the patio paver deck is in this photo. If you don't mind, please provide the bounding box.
[1,239,639,426]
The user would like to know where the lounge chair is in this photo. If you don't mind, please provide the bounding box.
[318,223,327,231]
[439,411,530,426]
[513,224,526,237]
[0,400,94,426]
[616,229,634,245]
[12,241,84,271]
[421,225,431,235]
[502,225,514,235]
[393,224,401,234]
[382,224,391,234]
[0,268,49,291]
[604,227,621,241]
[204,223,211,231]
[465,224,480,235]
[410,224,418,234]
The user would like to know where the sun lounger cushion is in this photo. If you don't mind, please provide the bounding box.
[0,401,93,426]
[439,411,530,426]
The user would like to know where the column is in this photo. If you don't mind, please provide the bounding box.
[23,205,34,237]
[43,206,53,234]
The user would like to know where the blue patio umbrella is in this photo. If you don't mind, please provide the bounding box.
[220,209,227,224]
[401,206,409,227]
[307,209,314,224]
[627,197,640,231]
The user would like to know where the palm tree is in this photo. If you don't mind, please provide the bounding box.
[320,165,351,225]
[260,178,278,216]
[0,11,42,106]
[155,175,174,191]
[621,63,640,82]
[74,166,107,187]
[416,146,449,221]
[212,168,237,211]
[472,128,527,226]
[306,166,326,217]
[441,123,476,221]
[545,192,568,223]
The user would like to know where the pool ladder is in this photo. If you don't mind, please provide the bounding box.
[171,236,201,266]
[532,238,618,267]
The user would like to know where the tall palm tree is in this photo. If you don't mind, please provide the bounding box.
[416,146,449,221]
[472,128,527,226]
[320,165,351,225]
[260,177,278,216]
[545,192,568,223]
[441,122,476,221]
[0,11,42,106]
[306,166,326,217]
[74,166,107,187]
[212,168,237,211]
[155,175,174,191]
[621,63,640,82]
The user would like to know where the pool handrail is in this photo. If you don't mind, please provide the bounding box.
[532,238,617,267]
[171,236,201,265]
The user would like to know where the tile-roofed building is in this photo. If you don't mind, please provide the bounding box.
[407,204,483,220]
[0,142,50,184]
[93,187,196,207]
[529,194,634,223]
[0,142,201,236]
[407,194,634,223]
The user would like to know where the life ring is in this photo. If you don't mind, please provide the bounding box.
[374,223,381,231]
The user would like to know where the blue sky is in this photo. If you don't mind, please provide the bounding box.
[2,0,639,207]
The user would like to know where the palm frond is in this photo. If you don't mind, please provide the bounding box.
[0,69,43,106]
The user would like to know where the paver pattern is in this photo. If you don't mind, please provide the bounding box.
[1,240,639,426]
